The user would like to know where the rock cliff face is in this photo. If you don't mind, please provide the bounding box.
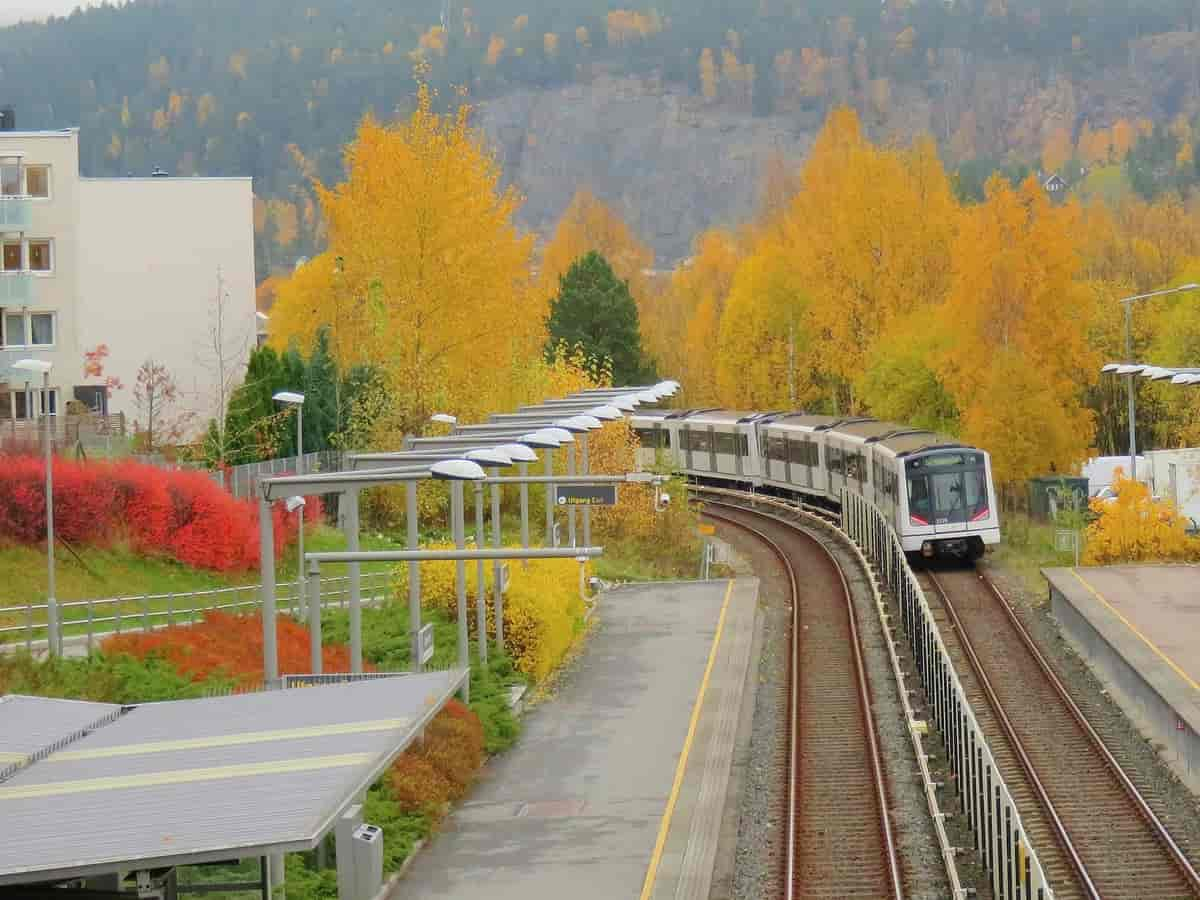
[479,74,811,265]
[479,35,1200,265]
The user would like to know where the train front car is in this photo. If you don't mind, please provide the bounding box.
[899,446,1000,560]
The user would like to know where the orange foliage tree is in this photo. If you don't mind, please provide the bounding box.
[268,83,539,437]
[1084,473,1200,564]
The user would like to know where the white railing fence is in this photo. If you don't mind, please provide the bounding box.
[0,570,392,656]
[840,490,1055,900]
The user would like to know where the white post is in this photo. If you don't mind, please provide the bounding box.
[43,371,59,657]
[545,449,555,546]
[491,475,504,651]
[259,495,278,682]
[581,433,591,548]
[296,407,306,620]
[567,442,577,547]
[345,489,362,674]
[452,480,469,702]
[308,558,321,674]
[407,480,422,673]
[519,461,530,549]
[474,481,488,666]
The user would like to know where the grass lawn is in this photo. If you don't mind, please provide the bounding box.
[990,512,1082,599]
[0,525,408,643]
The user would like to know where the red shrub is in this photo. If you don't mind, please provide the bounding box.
[102,610,358,685]
[0,455,315,572]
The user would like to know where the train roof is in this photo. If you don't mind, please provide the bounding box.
[630,410,672,425]
[764,414,873,433]
[673,409,773,426]
[875,431,966,457]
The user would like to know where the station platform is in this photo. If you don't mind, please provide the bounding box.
[1044,565,1200,793]
[391,577,760,900]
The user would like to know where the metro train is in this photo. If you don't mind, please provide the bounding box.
[632,408,1000,560]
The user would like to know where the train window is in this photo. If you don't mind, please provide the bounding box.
[635,428,655,446]
[689,430,712,453]
[714,431,736,455]
[788,439,806,465]
[768,435,787,461]
[738,433,749,456]
[827,446,843,474]
[662,430,671,448]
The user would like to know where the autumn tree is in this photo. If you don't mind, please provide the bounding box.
[715,236,815,409]
[545,251,652,385]
[538,188,653,306]
[652,229,741,403]
[268,83,538,437]
[134,360,191,453]
[782,110,958,411]
[198,267,252,465]
[1042,125,1073,174]
[937,175,1097,488]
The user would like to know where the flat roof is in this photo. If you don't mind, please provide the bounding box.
[0,669,466,885]
[1044,566,1200,703]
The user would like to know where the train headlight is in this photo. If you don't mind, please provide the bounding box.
[921,541,934,558]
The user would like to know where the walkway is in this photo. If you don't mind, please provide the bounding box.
[392,577,759,900]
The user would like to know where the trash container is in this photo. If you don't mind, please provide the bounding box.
[351,823,383,900]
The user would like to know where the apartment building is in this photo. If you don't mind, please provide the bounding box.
[0,116,256,443]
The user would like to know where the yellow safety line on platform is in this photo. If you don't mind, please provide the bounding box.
[0,753,28,764]
[639,578,735,900]
[49,718,411,761]
[1070,568,1200,693]
[0,752,374,801]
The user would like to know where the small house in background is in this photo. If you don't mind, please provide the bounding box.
[1043,173,1068,194]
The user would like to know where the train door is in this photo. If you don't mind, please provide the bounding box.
[781,433,792,485]
[826,438,844,497]
[682,425,694,471]
[708,426,718,472]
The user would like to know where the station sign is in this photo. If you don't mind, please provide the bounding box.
[418,623,435,666]
[555,484,618,507]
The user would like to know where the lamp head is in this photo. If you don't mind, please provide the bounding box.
[272,391,305,406]
[610,396,639,412]
[519,430,562,449]
[634,390,659,404]
[431,413,458,425]
[285,496,306,513]
[12,358,52,375]
[541,427,574,444]
[465,447,514,468]
[430,459,486,481]
[496,443,539,463]
[587,405,623,421]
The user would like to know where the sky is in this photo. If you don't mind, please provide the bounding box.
[1,0,104,26]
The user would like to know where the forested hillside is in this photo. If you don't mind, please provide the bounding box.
[5,0,1200,273]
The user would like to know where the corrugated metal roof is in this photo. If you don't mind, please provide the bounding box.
[0,669,466,885]
[0,696,122,764]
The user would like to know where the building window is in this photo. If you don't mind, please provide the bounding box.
[2,242,20,271]
[0,165,19,197]
[25,166,49,199]
[30,313,54,345]
[28,241,51,272]
[2,311,54,348]
[4,312,24,345]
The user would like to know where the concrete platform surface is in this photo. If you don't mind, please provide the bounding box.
[390,577,759,900]
[1044,565,1200,791]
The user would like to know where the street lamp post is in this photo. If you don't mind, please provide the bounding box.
[273,391,306,618]
[14,359,56,656]
[1119,284,1200,480]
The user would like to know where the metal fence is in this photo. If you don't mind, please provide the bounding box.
[134,449,346,499]
[0,570,392,656]
[840,490,1054,900]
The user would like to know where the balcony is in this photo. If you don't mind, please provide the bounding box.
[0,271,32,306]
[0,195,31,232]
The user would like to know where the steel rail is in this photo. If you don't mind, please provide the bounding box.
[950,568,1200,895]
[926,570,1101,899]
[703,499,904,900]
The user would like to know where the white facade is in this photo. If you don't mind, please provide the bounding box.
[0,127,255,439]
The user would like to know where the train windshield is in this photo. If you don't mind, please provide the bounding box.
[905,452,988,526]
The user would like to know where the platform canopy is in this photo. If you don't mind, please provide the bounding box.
[0,670,466,886]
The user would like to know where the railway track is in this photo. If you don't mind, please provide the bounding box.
[922,566,1200,900]
[702,499,903,900]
